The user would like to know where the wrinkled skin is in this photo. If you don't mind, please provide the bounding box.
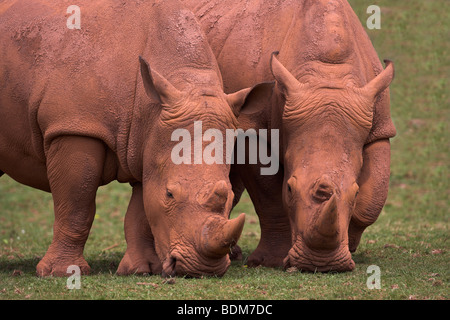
[183,0,396,271]
[272,54,394,271]
[0,0,261,277]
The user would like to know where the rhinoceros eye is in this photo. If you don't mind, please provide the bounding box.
[166,190,174,199]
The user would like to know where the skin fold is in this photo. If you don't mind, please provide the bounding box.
[181,0,396,271]
[0,0,264,277]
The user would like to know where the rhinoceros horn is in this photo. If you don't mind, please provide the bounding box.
[200,213,246,259]
[202,180,230,213]
[305,193,340,250]
[316,194,339,239]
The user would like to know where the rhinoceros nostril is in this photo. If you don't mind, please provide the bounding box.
[313,192,332,203]
[286,176,297,195]
[162,255,177,278]
[315,193,332,202]
[312,178,335,203]
[314,186,333,202]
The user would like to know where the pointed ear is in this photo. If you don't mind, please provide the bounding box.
[270,51,303,97]
[139,56,183,106]
[362,60,395,100]
[226,82,274,117]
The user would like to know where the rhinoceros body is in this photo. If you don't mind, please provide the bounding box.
[0,0,258,277]
[182,0,396,271]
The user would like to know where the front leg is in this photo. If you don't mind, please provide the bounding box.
[36,136,105,277]
[349,139,391,252]
[117,183,162,275]
[237,163,291,268]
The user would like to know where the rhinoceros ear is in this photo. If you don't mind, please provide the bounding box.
[226,82,274,117]
[361,60,395,100]
[270,51,304,98]
[139,56,183,106]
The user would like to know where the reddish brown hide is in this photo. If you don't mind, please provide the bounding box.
[182,0,396,272]
[0,0,265,277]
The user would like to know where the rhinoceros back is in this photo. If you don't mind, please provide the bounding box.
[182,0,396,143]
[0,0,153,160]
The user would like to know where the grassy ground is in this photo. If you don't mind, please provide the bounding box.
[0,0,448,300]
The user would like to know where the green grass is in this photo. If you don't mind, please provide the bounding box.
[0,0,448,300]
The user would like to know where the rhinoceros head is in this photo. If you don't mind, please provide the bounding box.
[137,57,261,277]
[270,53,394,272]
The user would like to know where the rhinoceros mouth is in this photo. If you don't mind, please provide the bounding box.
[283,237,355,273]
[162,247,231,278]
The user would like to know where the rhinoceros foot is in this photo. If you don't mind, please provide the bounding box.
[36,248,90,277]
[117,249,162,276]
[246,247,286,268]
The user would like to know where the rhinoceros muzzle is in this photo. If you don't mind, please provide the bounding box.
[161,247,230,278]
[285,176,356,272]
[284,235,355,273]
[161,212,245,278]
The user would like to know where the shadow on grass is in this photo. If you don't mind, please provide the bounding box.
[352,251,377,265]
[0,252,124,276]
[87,252,124,275]
[0,257,40,275]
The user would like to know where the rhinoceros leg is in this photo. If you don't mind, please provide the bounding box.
[117,183,162,275]
[236,163,291,268]
[36,136,105,277]
[227,164,247,261]
[348,139,391,252]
